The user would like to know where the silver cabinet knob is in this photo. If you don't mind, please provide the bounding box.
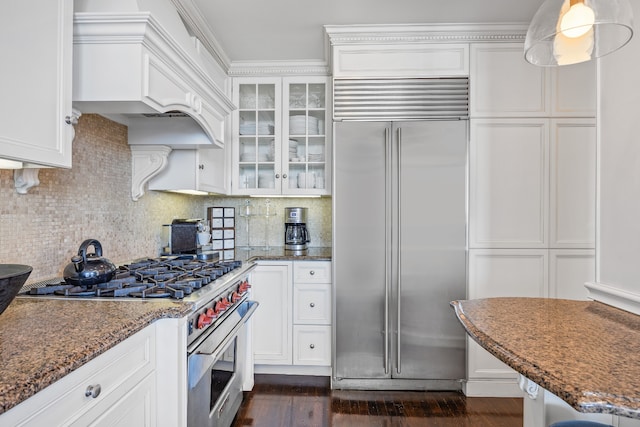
[85,384,102,399]
[310,344,315,349]
[199,164,204,170]
[310,302,315,308]
[65,115,78,125]
[283,173,288,179]
[275,174,280,179]
[309,270,315,276]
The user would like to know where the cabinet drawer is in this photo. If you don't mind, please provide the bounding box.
[294,283,331,325]
[293,325,331,366]
[4,326,156,426]
[293,261,331,284]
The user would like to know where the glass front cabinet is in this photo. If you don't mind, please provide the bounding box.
[232,76,330,196]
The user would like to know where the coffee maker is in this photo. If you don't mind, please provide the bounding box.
[284,207,310,252]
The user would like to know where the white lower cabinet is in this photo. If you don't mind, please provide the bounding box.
[252,260,332,374]
[467,249,596,397]
[1,325,157,426]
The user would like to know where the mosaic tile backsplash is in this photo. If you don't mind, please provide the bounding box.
[0,114,331,284]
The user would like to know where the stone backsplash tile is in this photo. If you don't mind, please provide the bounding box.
[0,114,332,284]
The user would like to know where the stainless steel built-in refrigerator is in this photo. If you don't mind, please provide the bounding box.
[333,120,467,390]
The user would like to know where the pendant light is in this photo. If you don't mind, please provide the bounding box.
[524,0,634,66]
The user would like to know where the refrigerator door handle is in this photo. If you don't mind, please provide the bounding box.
[384,126,391,375]
[396,126,402,376]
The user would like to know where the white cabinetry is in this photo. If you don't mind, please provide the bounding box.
[232,77,330,196]
[1,325,157,426]
[470,43,596,118]
[148,148,227,194]
[251,261,293,365]
[0,0,75,168]
[467,42,596,397]
[252,260,332,374]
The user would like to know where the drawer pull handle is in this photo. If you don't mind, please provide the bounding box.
[310,344,315,349]
[85,384,102,399]
[309,271,315,276]
[310,302,315,308]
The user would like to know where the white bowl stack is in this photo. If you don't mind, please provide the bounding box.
[308,145,323,162]
[289,139,299,161]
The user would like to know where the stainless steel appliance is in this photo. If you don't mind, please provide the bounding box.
[19,254,258,427]
[333,120,468,390]
[284,207,310,252]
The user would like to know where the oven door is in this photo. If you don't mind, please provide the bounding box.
[187,300,258,427]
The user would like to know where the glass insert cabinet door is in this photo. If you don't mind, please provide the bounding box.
[236,80,281,193]
[284,80,327,193]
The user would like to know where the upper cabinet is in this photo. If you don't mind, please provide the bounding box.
[232,76,330,196]
[470,43,596,118]
[0,0,75,168]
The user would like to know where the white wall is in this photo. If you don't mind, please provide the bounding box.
[593,0,640,311]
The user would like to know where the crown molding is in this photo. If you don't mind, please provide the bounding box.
[324,23,528,46]
[170,0,232,72]
[228,60,330,77]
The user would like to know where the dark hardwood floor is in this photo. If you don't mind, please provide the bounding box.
[233,375,523,427]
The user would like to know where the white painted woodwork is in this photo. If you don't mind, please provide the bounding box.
[130,145,173,201]
[293,325,332,366]
[0,325,157,426]
[253,261,332,371]
[232,77,330,196]
[251,262,293,365]
[148,148,227,194]
[0,0,74,168]
[294,284,332,325]
[331,44,469,78]
[469,119,549,248]
[470,43,548,117]
[550,62,597,117]
[467,249,547,388]
[293,261,332,284]
[549,250,595,301]
[73,0,234,148]
[592,0,640,315]
[549,119,596,248]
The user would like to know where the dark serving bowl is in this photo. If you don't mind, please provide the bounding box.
[0,264,32,315]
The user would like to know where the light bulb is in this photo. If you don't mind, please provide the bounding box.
[560,1,595,38]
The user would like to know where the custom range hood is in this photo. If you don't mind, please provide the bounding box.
[72,0,235,200]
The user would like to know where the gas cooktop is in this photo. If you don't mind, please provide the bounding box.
[19,256,246,301]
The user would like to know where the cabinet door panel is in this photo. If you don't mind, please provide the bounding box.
[293,325,331,366]
[550,61,596,117]
[470,119,549,248]
[0,0,73,167]
[549,119,596,248]
[468,249,548,380]
[251,263,292,365]
[549,249,595,301]
[470,43,548,117]
[294,283,331,325]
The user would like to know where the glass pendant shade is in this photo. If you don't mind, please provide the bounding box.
[524,0,634,66]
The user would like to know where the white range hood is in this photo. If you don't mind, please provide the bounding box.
[72,0,235,200]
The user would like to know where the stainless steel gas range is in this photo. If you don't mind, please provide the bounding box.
[20,255,258,427]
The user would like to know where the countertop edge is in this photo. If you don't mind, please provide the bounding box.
[450,299,640,419]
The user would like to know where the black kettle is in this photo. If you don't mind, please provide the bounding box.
[63,239,116,287]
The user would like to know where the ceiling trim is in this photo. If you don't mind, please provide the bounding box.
[324,23,528,45]
[170,0,231,72]
[228,61,330,77]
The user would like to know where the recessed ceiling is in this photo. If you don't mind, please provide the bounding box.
[190,0,543,62]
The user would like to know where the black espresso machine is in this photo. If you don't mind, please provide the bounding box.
[284,207,310,252]
[162,219,217,260]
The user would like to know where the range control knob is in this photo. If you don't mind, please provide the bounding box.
[197,312,213,329]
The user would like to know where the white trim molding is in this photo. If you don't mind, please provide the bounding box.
[585,281,640,315]
[130,145,172,201]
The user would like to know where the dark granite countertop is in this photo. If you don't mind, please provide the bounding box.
[451,297,640,419]
[0,298,192,415]
[235,246,332,262]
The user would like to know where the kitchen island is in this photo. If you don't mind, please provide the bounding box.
[451,297,640,420]
[0,297,192,415]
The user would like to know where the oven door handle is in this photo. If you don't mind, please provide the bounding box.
[188,300,259,389]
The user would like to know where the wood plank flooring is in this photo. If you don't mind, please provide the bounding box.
[233,375,523,427]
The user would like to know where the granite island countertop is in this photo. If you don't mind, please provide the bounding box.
[0,298,192,415]
[451,297,640,419]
